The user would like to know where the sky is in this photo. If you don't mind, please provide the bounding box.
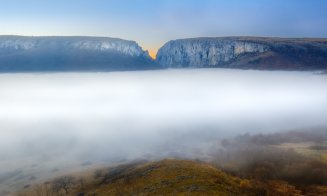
[0,0,327,58]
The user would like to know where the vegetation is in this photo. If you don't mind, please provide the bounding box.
[15,129,327,195]
[212,129,327,195]
[15,159,327,196]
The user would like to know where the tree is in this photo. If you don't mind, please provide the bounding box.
[52,176,75,194]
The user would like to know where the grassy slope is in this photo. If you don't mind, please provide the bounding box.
[17,159,327,196]
[71,159,304,196]
[16,130,327,196]
[80,159,247,195]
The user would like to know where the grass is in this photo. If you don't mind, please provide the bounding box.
[274,141,327,158]
[16,130,327,196]
[16,159,327,196]
[74,159,252,195]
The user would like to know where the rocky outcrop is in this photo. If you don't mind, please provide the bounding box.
[2,36,327,72]
[156,37,327,70]
[0,36,156,72]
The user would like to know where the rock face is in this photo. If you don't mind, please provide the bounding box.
[2,36,327,72]
[0,36,156,72]
[157,37,327,70]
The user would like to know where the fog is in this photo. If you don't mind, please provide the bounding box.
[0,69,327,186]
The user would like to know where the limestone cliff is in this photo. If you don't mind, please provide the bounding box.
[0,36,156,72]
[156,37,327,70]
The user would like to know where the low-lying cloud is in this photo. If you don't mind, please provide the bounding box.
[0,69,326,181]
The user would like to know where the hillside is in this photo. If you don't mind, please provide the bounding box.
[1,36,327,72]
[157,37,327,70]
[0,36,156,72]
[17,159,327,196]
[14,129,327,196]
[75,159,255,195]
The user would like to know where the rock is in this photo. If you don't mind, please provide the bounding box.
[0,36,157,72]
[157,37,327,70]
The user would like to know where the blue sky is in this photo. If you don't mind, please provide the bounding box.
[0,0,326,56]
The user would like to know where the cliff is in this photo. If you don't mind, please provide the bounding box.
[0,36,156,72]
[156,37,327,70]
[2,36,327,72]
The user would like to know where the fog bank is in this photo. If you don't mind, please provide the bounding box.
[0,69,326,188]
